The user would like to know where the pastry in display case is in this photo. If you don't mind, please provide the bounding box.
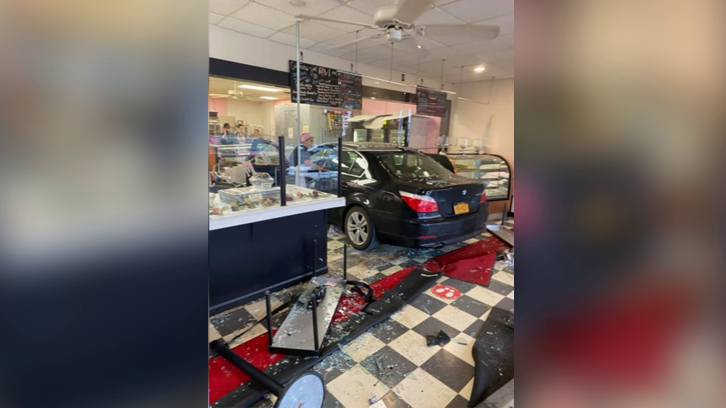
[447,153,511,201]
[209,184,334,217]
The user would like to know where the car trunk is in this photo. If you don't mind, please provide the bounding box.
[397,175,485,218]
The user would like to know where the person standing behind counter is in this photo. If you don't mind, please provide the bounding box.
[289,133,324,171]
[249,128,267,153]
[220,123,241,145]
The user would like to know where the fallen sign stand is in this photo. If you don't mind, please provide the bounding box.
[487,225,513,247]
[487,201,514,247]
[268,244,376,356]
[210,339,326,408]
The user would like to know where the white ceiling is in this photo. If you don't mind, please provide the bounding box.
[210,0,514,83]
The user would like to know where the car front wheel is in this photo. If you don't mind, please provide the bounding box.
[345,206,379,251]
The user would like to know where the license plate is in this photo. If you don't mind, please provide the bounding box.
[454,202,470,215]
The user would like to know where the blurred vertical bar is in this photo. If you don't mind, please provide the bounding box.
[337,136,343,197]
[0,1,209,407]
[278,136,286,206]
[295,21,302,187]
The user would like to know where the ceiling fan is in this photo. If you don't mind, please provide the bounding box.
[297,0,499,53]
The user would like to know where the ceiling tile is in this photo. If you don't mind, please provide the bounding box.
[498,33,513,47]
[417,45,470,62]
[474,13,513,36]
[317,6,375,32]
[409,35,447,51]
[308,42,352,57]
[370,59,396,69]
[340,51,379,65]
[487,57,514,70]
[440,0,513,24]
[358,44,400,60]
[218,17,276,38]
[209,12,225,24]
[209,0,250,16]
[415,7,464,25]
[268,32,317,49]
[315,29,384,53]
[479,48,514,62]
[256,0,340,16]
[432,0,460,5]
[280,20,347,42]
[454,38,510,54]
[346,0,393,16]
[231,2,297,30]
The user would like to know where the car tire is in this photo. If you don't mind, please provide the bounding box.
[344,206,379,251]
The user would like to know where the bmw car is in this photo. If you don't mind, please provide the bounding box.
[311,142,489,250]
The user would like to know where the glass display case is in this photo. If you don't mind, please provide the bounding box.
[448,154,511,201]
[208,138,342,218]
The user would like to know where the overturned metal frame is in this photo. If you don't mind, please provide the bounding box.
[265,243,350,357]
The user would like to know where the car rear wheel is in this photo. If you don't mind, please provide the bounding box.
[345,206,379,251]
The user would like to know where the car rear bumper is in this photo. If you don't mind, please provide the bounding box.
[375,206,489,248]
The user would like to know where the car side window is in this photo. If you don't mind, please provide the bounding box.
[342,151,367,178]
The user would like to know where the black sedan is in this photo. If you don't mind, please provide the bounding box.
[311,142,489,250]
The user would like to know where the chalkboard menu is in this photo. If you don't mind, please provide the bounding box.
[290,61,340,106]
[289,61,363,109]
[338,71,363,110]
[416,86,447,117]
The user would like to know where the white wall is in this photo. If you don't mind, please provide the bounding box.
[225,99,274,134]
[209,25,447,94]
[450,78,514,169]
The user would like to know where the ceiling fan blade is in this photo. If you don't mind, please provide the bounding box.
[296,14,381,30]
[330,33,385,50]
[421,24,500,40]
[393,0,433,24]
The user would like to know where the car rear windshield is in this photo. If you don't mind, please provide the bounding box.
[378,152,451,180]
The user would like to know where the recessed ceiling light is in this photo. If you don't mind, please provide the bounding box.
[290,0,307,6]
[238,84,283,92]
[417,45,422,49]
[371,97,376,100]
[259,96,279,100]
[474,66,486,73]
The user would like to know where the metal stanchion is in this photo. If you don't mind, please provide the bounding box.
[311,293,319,351]
[337,137,343,197]
[265,291,273,347]
[278,136,286,206]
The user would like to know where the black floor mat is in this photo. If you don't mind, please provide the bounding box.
[468,307,514,407]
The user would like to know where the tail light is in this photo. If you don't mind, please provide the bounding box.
[400,191,439,213]
[480,192,487,203]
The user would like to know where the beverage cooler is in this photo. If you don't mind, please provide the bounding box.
[346,113,440,152]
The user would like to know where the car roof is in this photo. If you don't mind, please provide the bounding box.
[341,142,406,152]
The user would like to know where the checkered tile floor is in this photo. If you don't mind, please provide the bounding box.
[214,218,514,408]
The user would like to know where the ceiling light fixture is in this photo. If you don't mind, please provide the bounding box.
[417,45,422,49]
[474,66,486,73]
[238,84,283,92]
[259,96,279,100]
[289,0,307,6]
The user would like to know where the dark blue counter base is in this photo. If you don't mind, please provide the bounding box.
[209,210,329,316]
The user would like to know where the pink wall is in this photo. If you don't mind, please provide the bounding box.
[208,98,228,116]
[361,99,415,116]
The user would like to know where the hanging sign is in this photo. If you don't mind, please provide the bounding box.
[338,71,363,110]
[416,86,447,117]
[289,61,363,109]
[290,61,340,106]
